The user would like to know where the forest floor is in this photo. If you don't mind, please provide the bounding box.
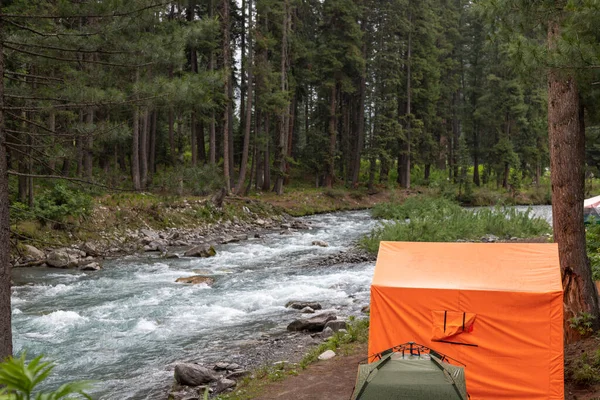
[218,335,600,400]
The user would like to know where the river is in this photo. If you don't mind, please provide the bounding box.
[10,205,552,399]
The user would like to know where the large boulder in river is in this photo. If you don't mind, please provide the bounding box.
[174,363,216,386]
[312,240,329,247]
[46,250,72,268]
[175,276,214,286]
[285,301,322,311]
[21,244,45,261]
[287,312,337,332]
[184,244,216,258]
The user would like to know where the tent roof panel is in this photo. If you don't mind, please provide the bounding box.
[373,242,561,293]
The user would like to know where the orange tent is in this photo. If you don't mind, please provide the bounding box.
[369,242,563,400]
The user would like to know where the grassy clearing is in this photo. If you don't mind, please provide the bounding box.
[361,196,551,253]
[216,317,369,400]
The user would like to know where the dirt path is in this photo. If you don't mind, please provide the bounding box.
[255,345,367,400]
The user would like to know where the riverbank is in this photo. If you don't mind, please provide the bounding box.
[9,182,553,266]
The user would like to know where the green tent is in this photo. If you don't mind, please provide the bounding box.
[351,343,468,400]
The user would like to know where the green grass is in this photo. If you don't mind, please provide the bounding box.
[361,196,551,253]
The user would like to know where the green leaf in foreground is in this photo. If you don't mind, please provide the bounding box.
[0,353,93,400]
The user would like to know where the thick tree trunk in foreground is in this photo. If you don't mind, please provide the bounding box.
[0,9,14,358]
[548,19,600,343]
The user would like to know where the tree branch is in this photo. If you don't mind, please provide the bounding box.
[1,3,169,19]
[4,44,152,68]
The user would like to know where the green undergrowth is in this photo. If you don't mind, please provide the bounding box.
[361,196,551,253]
[585,219,600,281]
[216,317,369,400]
[567,343,600,387]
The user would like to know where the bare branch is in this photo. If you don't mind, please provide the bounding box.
[1,2,169,19]
[8,170,131,191]
[4,41,133,55]
[4,44,152,68]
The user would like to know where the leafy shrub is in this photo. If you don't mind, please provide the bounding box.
[362,196,551,253]
[586,218,600,280]
[570,312,596,337]
[0,353,92,399]
[34,184,93,227]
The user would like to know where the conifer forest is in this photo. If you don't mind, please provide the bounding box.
[2,2,600,397]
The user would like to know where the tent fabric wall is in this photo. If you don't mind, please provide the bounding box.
[369,242,563,400]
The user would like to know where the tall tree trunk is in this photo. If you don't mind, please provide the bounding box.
[140,109,149,188]
[222,0,231,192]
[84,109,94,179]
[274,0,289,195]
[191,112,198,166]
[132,107,141,191]
[76,111,84,177]
[198,119,206,163]
[351,38,367,188]
[473,125,480,187]
[235,0,254,195]
[548,19,600,342]
[0,10,13,358]
[149,110,157,181]
[285,94,296,185]
[262,114,271,190]
[325,84,337,188]
[399,12,412,189]
[48,112,56,172]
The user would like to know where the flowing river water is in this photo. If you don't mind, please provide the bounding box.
[10,205,553,399]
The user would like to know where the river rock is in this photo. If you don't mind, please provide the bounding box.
[168,384,207,400]
[226,370,249,380]
[22,244,45,261]
[140,229,159,240]
[46,250,72,268]
[301,307,315,314]
[175,276,214,286]
[214,362,229,371]
[174,364,216,386]
[184,245,216,258]
[285,301,322,311]
[324,320,347,332]
[215,378,236,393]
[318,350,336,361]
[321,326,334,339]
[220,235,236,244]
[81,242,101,257]
[294,222,310,230]
[361,305,370,314]
[287,313,337,332]
[79,262,101,271]
[164,252,180,259]
[481,234,499,243]
[312,240,329,247]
